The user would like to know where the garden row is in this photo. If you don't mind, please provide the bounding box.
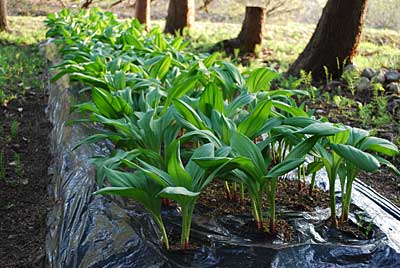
[47,9,399,250]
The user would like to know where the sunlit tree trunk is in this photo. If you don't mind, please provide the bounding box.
[288,0,368,80]
[0,0,9,32]
[164,0,195,35]
[135,0,150,29]
[213,6,265,55]
[237,6,265,53]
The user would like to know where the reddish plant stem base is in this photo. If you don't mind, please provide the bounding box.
[162,198,170,206]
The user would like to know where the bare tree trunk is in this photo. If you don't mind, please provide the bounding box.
[0,0,9,32]
[135,0,150,27]
[237,6,265,53]
[213,6,265,55]
[288,0,368,80]
[81,0,94,9]
[164,0,195,35]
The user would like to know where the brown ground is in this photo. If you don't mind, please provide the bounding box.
[198,180,329,217]
[195,179,329,243]
[0,94,51,268]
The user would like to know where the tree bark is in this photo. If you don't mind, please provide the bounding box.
[237,6,265,54]
[288,0,368,80]
[164,0,195,35]
[212,6,265,55]
[135,0,150,27]
[0,0,9,32]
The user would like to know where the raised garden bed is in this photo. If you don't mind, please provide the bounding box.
[43,9,400,268]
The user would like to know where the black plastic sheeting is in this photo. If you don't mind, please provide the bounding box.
[43,43,400,268]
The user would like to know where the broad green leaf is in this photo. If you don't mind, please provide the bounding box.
[331,144,380,172]
[266,158,304,178]
[173,98,209,130]
[237,100,272,138]
[297,123,344,136]
[231,132,265,177]
[283,116,319,128]
[226,93,256,117]
[199,83,224,117]
[286,135,320,160]
[167,141,193,189]
[360,137,399,157]
[306,161,324,175]
[246,68,279,93]
[272,100,308,117]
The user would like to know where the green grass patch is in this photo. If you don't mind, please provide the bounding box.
[0,16,46,103]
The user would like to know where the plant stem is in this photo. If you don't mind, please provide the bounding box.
[224,181,232,200]
[153,215,170,250]
[232,182,238,201]
[181,202,195,249]
[329,174,338,227]
[309,172,316,195]
[297,166,302,192]
[341,178,353,223]
[251,197,262,229]
[240,182,245,204]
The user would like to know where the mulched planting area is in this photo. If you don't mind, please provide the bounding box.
[195,179,330,242]
[0,94,51,268]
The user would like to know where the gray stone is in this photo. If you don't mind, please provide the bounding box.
[356,77,370,92]
[343,64,358,73]
[387,82,400,95]
[372,69,386,84]
[385,70,400,83]
[361,67,377,79]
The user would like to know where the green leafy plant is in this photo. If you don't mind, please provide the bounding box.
[195,130,321,232]
[124,142,227,248]
[332,128,399,223]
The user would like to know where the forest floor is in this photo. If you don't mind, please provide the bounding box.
[0,19,50,268]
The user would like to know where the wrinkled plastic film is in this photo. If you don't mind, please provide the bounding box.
[43,42,400,268]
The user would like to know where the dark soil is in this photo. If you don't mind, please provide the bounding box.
[0,94,51,268]
[196,179,329,242]
[360,168,400,207]
[197,180,329,217]
[324,217,373,241]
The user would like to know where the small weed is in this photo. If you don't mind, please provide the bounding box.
[357,212,375,237]
[10,120,20,139]
[341,70,360,96]
[300,70,318,101]
[359,96,392,127]
[0,151,5,180]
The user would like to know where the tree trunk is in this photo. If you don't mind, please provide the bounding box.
[288,0,368,80]
[135,0,150,27]
[237,6,265,54]
[212,6,265,56]
[0,0,9,32]
[164,0,195,35]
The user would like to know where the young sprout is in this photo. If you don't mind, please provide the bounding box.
[10,120,19,139]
